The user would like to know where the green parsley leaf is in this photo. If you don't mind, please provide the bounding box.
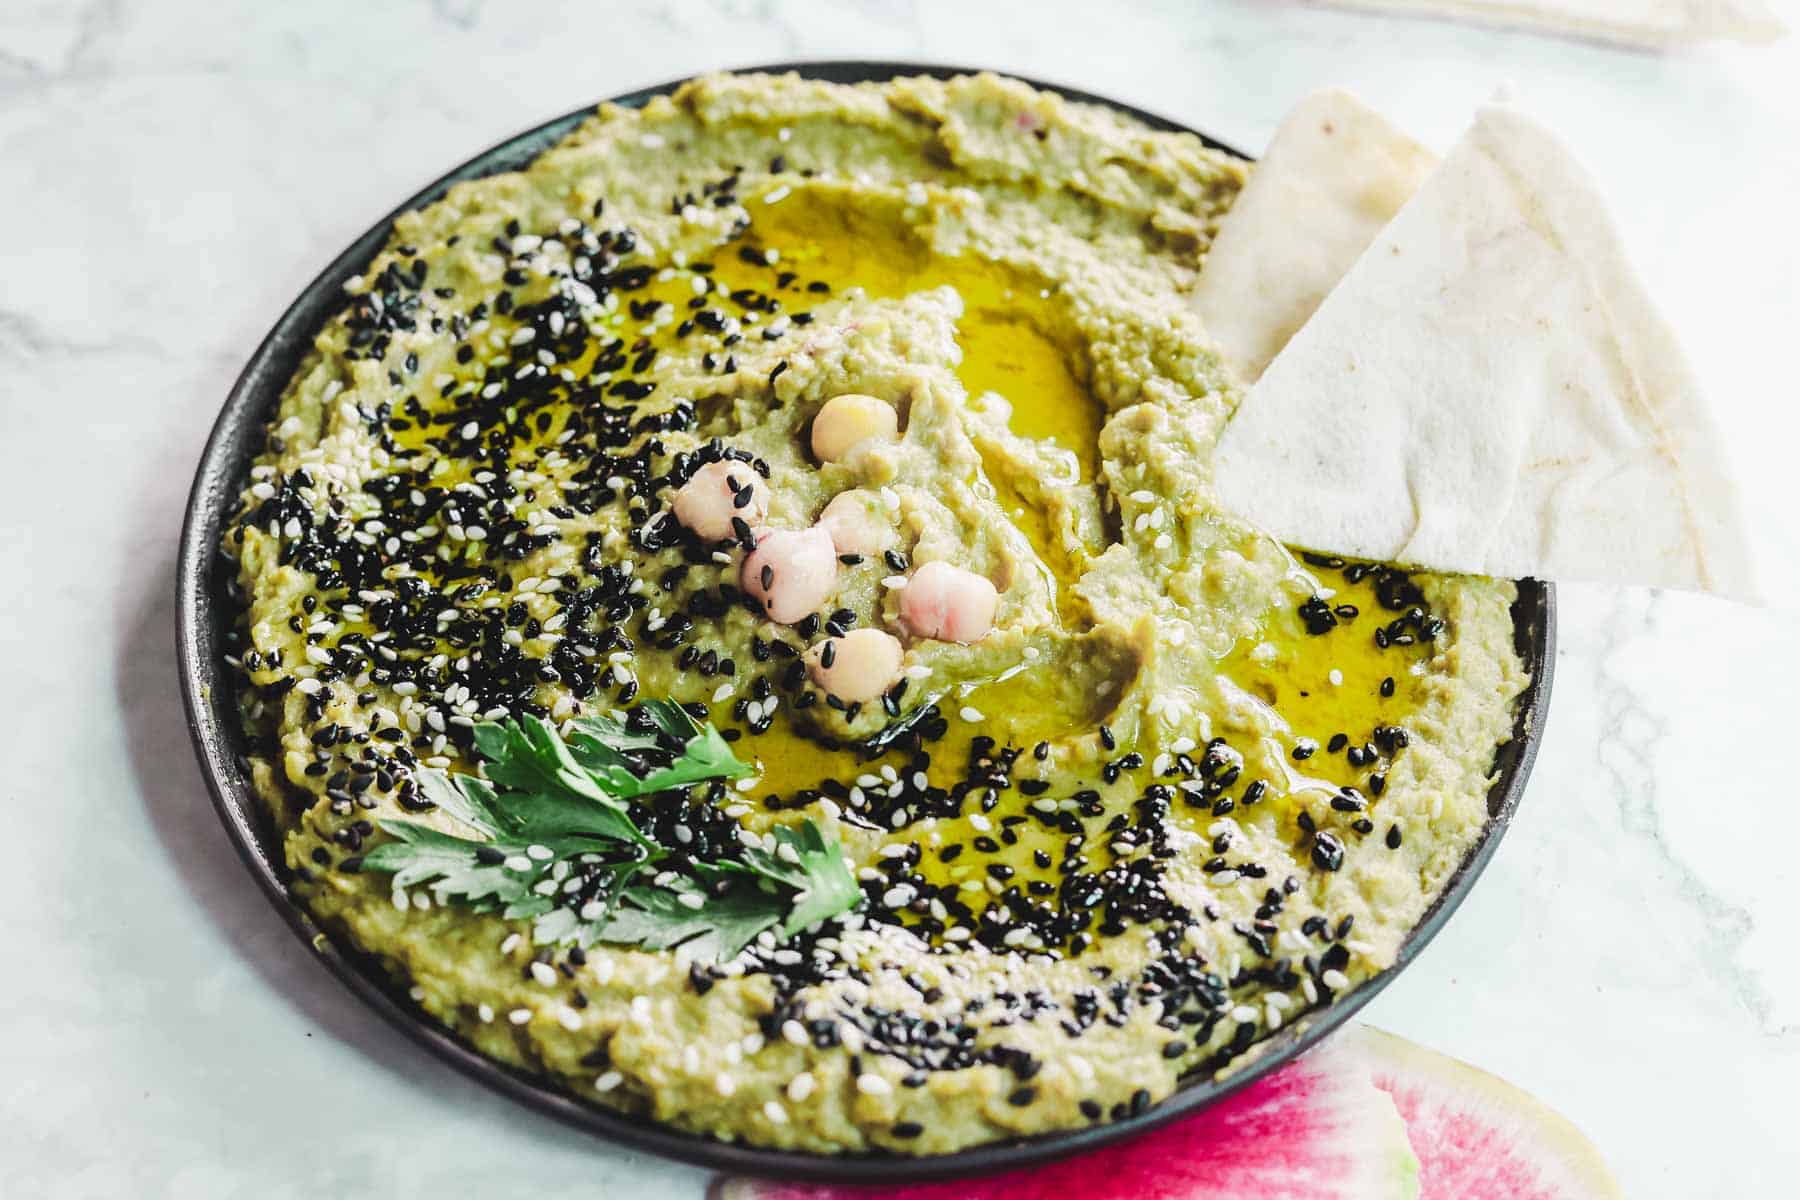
[413,769,503,839]
[699,819,862,937]
[470,714,647,845]
[597,880,789,962]
[360,821,535,910]
[565,699,752,799]
[353,706,861,962]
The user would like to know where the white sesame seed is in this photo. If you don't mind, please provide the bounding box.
[959,705,984,723]
[1322,969,1351,990]
[508,1007,532,1025]
[763,1099,788,1124]
[786,1073,816,1102]
[530,961,558,986]
[595,1070,624,1092]
[856,1073,892,1096]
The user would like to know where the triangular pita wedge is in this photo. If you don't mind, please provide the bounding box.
[1211,104,1756,599]
[1314,0,1785,50]
[1193,89,1437,383]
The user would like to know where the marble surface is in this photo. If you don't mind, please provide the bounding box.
[3,1,1796,1195]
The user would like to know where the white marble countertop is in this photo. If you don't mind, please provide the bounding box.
[3,1,1796,1195]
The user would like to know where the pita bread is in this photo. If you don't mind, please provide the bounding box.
[1210,104,1756,599]
[1315,0,1785,50]
[1193,90,1437,383]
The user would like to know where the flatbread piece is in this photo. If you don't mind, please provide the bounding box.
[1314,0,1785,50]
[1210,103,1756,599]
[1193,89,1437,383]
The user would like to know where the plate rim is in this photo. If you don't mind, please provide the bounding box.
[175,58,1556,1183]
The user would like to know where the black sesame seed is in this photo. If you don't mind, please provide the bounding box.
[1298,595,1338,635]
[1311,832,1345,872]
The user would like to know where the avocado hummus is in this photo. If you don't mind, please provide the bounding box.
[221,72,1529,1155]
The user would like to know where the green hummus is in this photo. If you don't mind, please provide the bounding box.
[222,72,1529,1155]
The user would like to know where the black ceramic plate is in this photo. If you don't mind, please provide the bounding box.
[176,60,1555,1183]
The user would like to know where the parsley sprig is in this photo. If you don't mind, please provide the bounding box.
[354,701,861,962]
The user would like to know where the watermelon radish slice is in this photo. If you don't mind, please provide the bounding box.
[715,1026,1623,1200]
[1340,1027,1621,1200]
[715,1035,1421,1200]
